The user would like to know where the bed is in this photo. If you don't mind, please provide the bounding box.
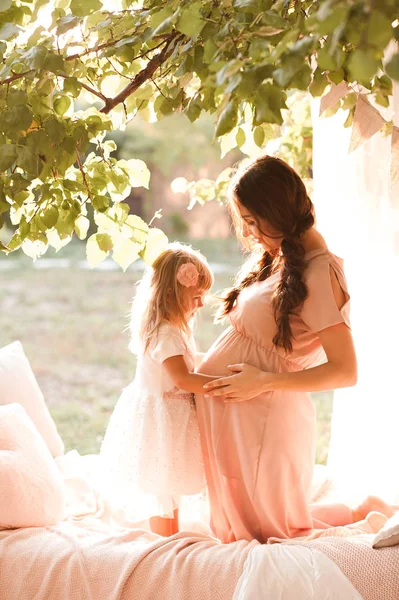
[0,343,398,599]
[1,449,397,600]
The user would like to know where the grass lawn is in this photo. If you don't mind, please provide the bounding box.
[0,238,333,463]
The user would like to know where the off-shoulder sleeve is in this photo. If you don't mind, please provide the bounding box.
[300,253,351,333]
[151,324,186,363]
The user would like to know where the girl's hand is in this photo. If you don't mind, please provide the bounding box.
[203,364,274,402]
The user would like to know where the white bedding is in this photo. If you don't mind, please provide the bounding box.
[236,544,363,600]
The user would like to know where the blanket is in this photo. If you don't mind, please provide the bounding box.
[0,521,256,600]
[297,535,399,600]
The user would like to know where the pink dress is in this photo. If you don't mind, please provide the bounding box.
[196,249,353,543]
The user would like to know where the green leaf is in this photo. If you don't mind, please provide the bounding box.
[0,144,16,172]
[43,116,66,144]
[56,15,81,35]
[70,0,102,17]
[270,29,298,61]
[150,7,174,29]
[7,232,22,251]
[186,95,202,122]
[121,159,150,189]
[86,233,108,266]
[43,52,65,74]
[123,214,148,244]
[63,77,82,98]
[347,50,380,83]
[74,215,90,240]
[255,24,285,36]
[290,65,312,90]
[367,12,393,48]
[203,39,218,63]
[262,9,286,28]
[7,90,28,107]
[253,126,265,147]
[47,229,71,252]
[177,2,204,37]
[0,23,20,41]
[317,47,336,71]
[0,197,10,215]
[341,92,357,110]
[236,127,246,147]
[374,92,389,108]
[63,178,85,192]
[53,95,71,116]
[19,215,30,239]
[309,68,328,98]
[142,227,168,266]
[233,0,259,12]
[215,100,238,137]
[386,54,399,82]
[113,238,142,271]
[41,205,59,229]
[91,195,109,212]
[22,237,48,260]
[343,108,354,128]
[16,147,41,176]
[373,75,392,95]
[153,15,175,36]
[0,0,12,12]
[273,56,304,87]
[96,232,113,252]
[0,105,33,134]
[254,83,286,126]
[21,46,48,69]
[328,68,345,85]
[316,4,349,36]
[220,128,239,158]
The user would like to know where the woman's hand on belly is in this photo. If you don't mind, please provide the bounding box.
[203,363,273,402]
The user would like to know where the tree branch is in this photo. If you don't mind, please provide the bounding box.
[0,35,176,86]
[1,70,33,85]
[76,150,92,199]
[65,35,171,62]
[100,32,183,114]
[1,32,183,116]
[58,73,108,102]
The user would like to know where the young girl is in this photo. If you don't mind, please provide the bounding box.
[99,243,217,536]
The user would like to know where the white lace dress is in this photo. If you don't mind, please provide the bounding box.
[99,323,204,520]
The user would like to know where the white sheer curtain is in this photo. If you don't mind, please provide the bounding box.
[311,79,399,503]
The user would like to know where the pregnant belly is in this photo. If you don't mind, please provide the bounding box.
[196,326,316,484]
[196,326,274,483]
[198,325,282,377]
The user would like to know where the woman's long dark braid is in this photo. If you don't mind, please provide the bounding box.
[220,203,315,353]
[273,206,315,351]
[272,237,307,352]
[219,252,274,316]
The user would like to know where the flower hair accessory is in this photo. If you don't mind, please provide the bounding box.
[177,263,199,288]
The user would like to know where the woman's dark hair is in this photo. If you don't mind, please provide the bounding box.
[219,155,315,352]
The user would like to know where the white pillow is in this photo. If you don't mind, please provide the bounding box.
[0,403,65,529]
[0,341,64,457]
[372,511,399,549]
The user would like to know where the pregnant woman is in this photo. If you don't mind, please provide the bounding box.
[196,155,393,543]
